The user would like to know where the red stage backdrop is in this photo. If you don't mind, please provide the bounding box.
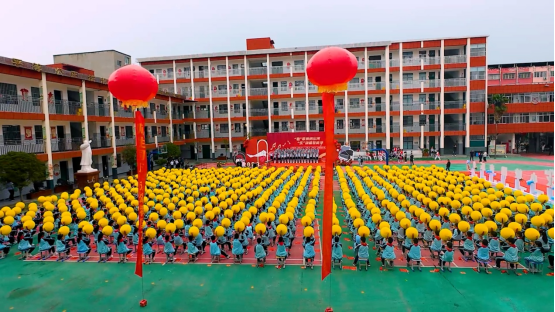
[267,132,325,152]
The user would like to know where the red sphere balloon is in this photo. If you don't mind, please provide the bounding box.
[108,64,158,108]
[307,47,358,92]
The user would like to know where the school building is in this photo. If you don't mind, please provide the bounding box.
[0,37,553,199]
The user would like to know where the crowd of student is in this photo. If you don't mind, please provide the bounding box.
[0,166,321,269]
[1,163,553,275]
[336,165,554,273]
[269,148,320,163]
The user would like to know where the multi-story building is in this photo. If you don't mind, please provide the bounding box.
[137,36,492,156]
[53,50,132,80]
[0,55,192,199]
[487,61,554,153]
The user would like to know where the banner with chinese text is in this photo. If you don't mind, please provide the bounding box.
[267,132,325,152]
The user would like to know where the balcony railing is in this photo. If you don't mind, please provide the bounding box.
[348,103,364,113]
[49,100,81,115]
[193,70,209,79]
[403,102,421,111]
[0,135,44,154]
[389,59,400,67]
[249,88,267,96]
[158,135,170,143]
[293,85,305,93]
[402,57,421,66]
[423,101,440,110]
[403,80,422,89]
[116,137,135,146]
[229,68,244,76]
[348,83,364,91]
[444,55,467,64]
[423,79,441,88]
[232,130,244,137]
[422,56,441,65]
[293,65,305,73]
[335,104,344,112]
[427,124,439,132]
[271,66,286,74]
[403,125,421,133]
[296,125,307,131]
[250,108,268,117]
[91,133,111,148]
[158,86,174,93]
[184,131,194,139]
[349,126,364,133]
[196,129,210,138]
[213,90,227,97]
[249,67,267,75]
[250,128,268,137]
[211,69,227,77]
[87,103,110,117]
[444,123,465,131]
[391,123,400,133]
[194,90,208,99]
[115,108,134,118]
[214,109,228,118]
[368,60,386,69]
[196,110,210,118]
[271,87,289,95]
[230,89,244,97]
[0,94,42,113]
[176,71,191,79]
[367,82,385,90]
[367,103,384,112]
[390,101,400,111]
[51,137,82,152]
[444,78,466,87]
[444,100,465,109]
[390,80,400,90]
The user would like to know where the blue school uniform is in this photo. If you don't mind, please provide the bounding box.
[246,225,253,239]
[132,233,139,245]
[304,243,315,259]
[476,246,489,261]
[332,242,343,260]
[381,244,396,260]
[255,244,266,259]
[77,240,89,253]
[55,240,67,253]
[143,242,154,256]
[358,244,370,259]
[163,241,175,254]
[97,240,110,254]
[117,241,130,254]
[503,246,519,262]
[488,238,501,252]
[441,249,454,262]
[240,232,249,247]
[39,239,52,252]
[408,245,421,260]
[232,240,244,255]
[156,235,165,246]
[463,238,475,251]
[194,233,203,246]
[276,243,287,257]
[204,226,213,238]
[187,242,198,254]
[423,230,433,242]
[17,240,31,251]
[430,237,442,251]
[210,241,221,256]
[174,235,184,246]
[416,222,425,233]
[525,249,544,263]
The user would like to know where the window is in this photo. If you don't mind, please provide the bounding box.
[125,57,130,65]
[234,123,241,133]
[470,67,486,80]
[281,121,288,131]
[296,121,306,130]
[295,101,305,111]
[470,44,486,57]
[419,72,426,81]
[349,119,360,129]
[534,71,547,78]
[349,98,360,108]
[518,72,531,79]
[309,120,316,131]
[488,74,500,80]
[117,154,122,167]
[294,60,304,66]
[151,126,157,136]
[470,90,485,102]
[220,144,230,149]
[367,118,373,128]
[551,71,554,77]
[337,120,344,129]
[218,104,227,112]
[220,124,229,133]
[125,126,133,138]
[470,113,485,125]
[30,87,40,106]
[336,98,344,109]
[403,137,413,150]
[403,95,413,104]
[0,82,17,97]
[2,125,20,145]
[403,116,413,126]
[502,73,515,80]
[34,125,43,143]
[419,94,426,103]
[294,80,304,86]
[200,124,210,130]
[402,73,413,81]
[309,100,316,111]
[281,102,288,112]
[402,51,413,59]
[116,60,122,67]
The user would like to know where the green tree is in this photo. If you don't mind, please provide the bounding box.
[122,145,137,175]
[164,143,181,158]
[0,152,47,200]
[489,94,509,158]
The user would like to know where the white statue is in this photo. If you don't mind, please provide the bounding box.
[78,140,98,173]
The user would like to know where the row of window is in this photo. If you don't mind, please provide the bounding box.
[488,71,553,80]
[491,92,554,103]
[488,112,554,124]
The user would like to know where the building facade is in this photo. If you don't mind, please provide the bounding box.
[487,61,554,153]
[53,50,132,80]
[138,36,494,156]
[0,56,192,199]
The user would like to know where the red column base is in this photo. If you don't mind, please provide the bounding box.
[140,299,148,307]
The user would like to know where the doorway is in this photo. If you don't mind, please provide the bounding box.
[202,145,211,159]
[72,157,81,175]
[59,161,69,183]
[376,140,382,149]
[101,156,109,177]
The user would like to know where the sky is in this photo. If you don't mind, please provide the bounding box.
[1,0,553,65]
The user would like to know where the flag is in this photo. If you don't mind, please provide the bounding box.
[135,110,147,277]
[321,92,335,281]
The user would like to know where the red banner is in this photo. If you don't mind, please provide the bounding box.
[267,131,325,152]
[135,110,147,277]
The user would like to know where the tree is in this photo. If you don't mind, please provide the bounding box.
[0,152,47,200]
[489,94,508,158]
[122,145,137,175]
[164,143,181,158]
